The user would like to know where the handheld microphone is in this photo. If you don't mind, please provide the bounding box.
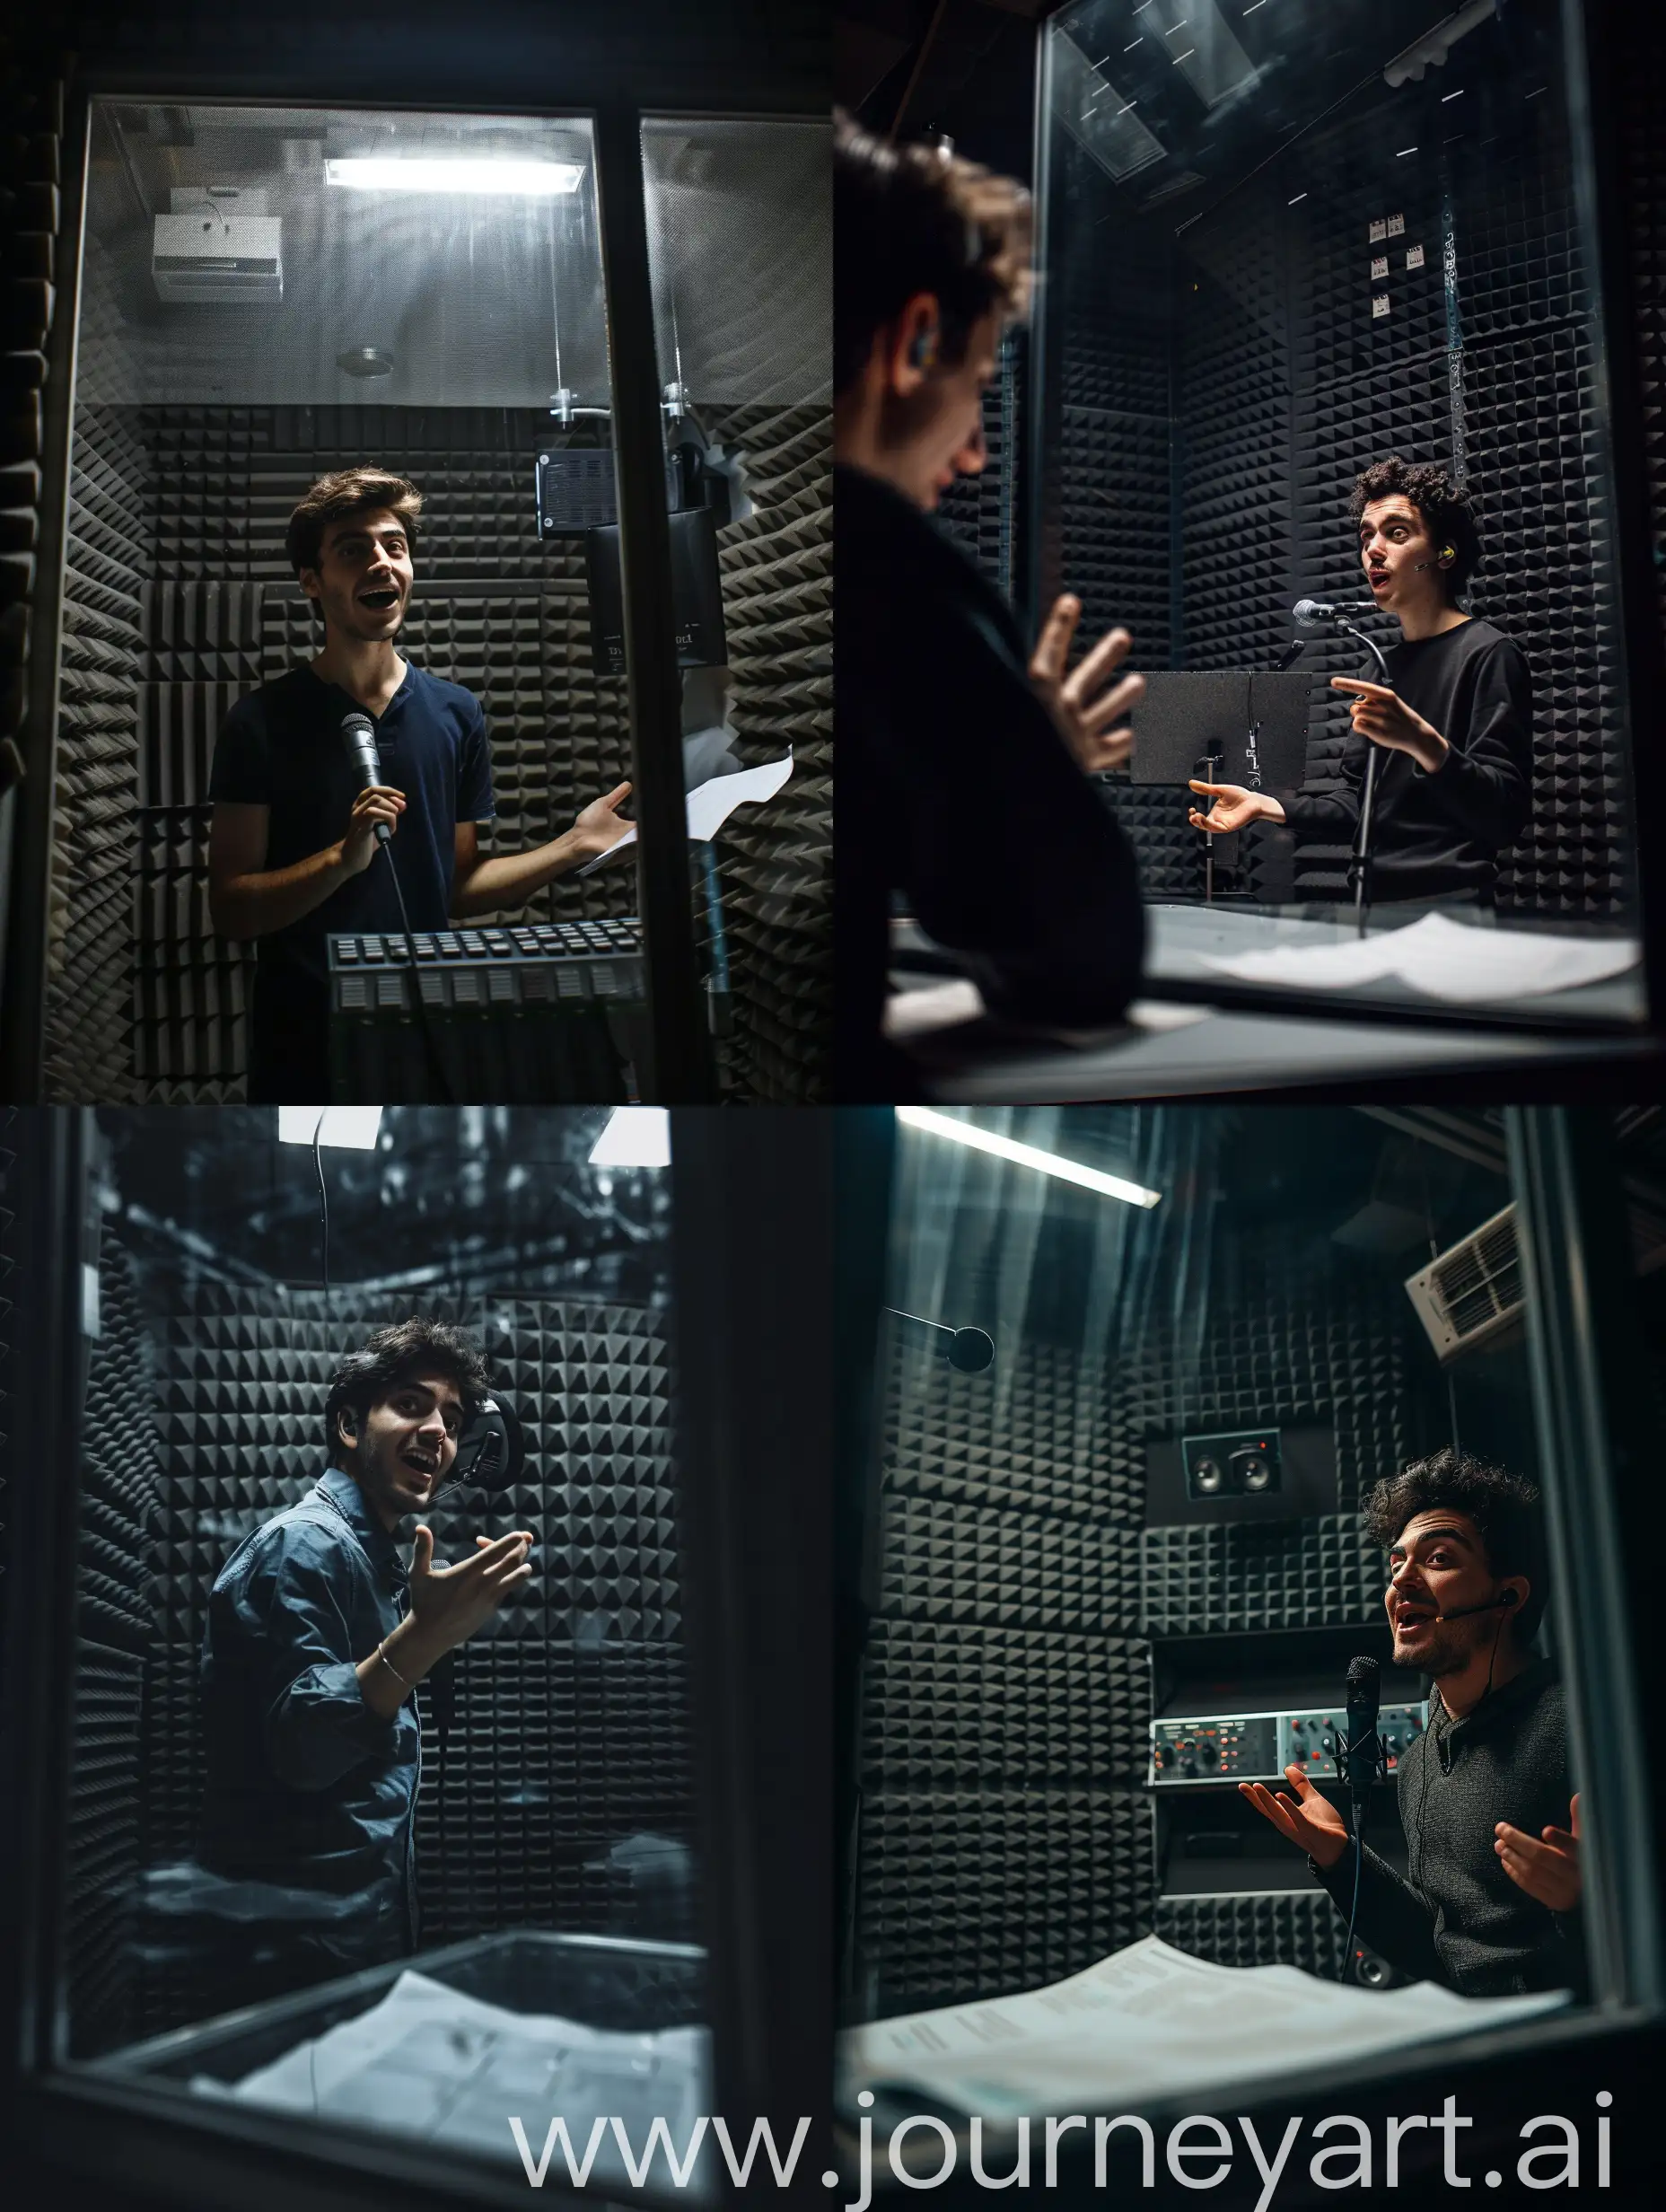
[1344,1655,1383,1813]
[340,710,391,844]
[1293,597,1379,628]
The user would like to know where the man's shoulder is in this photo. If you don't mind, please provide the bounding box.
[406,663,485,728]
[218,666,320,739]
[215,1487,346,1584]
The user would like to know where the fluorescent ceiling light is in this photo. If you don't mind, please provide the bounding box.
[589,1107,671,1169]
[896,1107,1162,1209]
[278,1106,383,1150]
[325,157,583,195]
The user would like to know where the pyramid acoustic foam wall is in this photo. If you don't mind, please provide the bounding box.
[1155,1890,1350,1982]
[1619,20,1666,662]
[45,405,150,1102]
[859,1322,1152,2014]
[53,401,828,1102]
[934,332,1022,598]
[702,403,832,1102]
[101,1280,687,2038]
[65,1239,163,2055]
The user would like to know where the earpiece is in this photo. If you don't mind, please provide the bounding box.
[909,321,940,372]
[1500,1586,1518,1606]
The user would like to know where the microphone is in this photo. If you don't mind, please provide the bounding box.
[341,710,391,844]
[883,1308,995,1373]
[1343,1655,1383,1814]
[1293,597,1379,628]
[1434,1589,1518,1624]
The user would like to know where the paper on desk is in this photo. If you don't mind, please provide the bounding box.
[216,1968,710,2179]
[841,1936,1567,2121]
[578,750,794,874]
[1199,910,1638,1004]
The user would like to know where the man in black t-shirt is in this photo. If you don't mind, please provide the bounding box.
[1188,458,1532,903]
[835,114,1147,1101]
[208,466,634,1102]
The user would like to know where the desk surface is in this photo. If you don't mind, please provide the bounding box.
[1144,902,1645,1028]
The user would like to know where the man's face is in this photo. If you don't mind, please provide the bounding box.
[301,506,415,645]
[891,306,1003,512]
[1384,1507,1516,1672]
[343,1371,462,1523]
[1358,494,1446,609]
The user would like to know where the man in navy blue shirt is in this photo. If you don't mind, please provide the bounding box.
[198,1318,534,2002]
[209,467,635,1101]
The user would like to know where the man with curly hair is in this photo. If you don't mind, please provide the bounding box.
[1238,1449,1585,1997]
[195,1319,534,1998]
[835,112,1145,1098]
[1189,459,1533,904]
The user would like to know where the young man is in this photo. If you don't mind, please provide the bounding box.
[1240,1451,1584,1997]
[1188,458,1533,903]
[196,1319,533,2000]
[208,468,635,1102]
[835,112,1146,1101]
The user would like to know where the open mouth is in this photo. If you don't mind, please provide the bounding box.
[1368,569,1390,587]
[1395,1603,1435,1633]
[399,1445,439,1480]
[358,587,400,610]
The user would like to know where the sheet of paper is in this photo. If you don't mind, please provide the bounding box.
[219,1966,711,2181]
[578,750,794,875]
[841,1936,1567,2120]
[1199,910,1638,1003]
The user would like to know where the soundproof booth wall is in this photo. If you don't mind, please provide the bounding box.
[1018,0,1636,917]
[849,1106,1575,2021]
[42,102,829,1105]
[58,1112,689,2058]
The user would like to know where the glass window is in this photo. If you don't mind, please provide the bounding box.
[56,1107,709,2194]
[840,1105,1654,2144]
[1028,1,1643,1032]
[53,101,671,1104]
[638,117,832,1102]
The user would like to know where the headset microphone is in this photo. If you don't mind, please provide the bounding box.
[1434,1589,1517,1622]
[341,710,392,843]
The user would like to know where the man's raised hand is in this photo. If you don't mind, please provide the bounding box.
[1029,595,1145,775]
[1238,1765,1353,1870]
[1495,1793,1582,1914]
[408,1523,534,1653]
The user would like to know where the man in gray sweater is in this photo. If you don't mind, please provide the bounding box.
[1241,1451,1585,1997]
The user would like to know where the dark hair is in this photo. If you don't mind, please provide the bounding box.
[1348,456,1481,594]
[834,109,1032,398]
[1363,1448,1547,1642]
[322,1317,489,1456]
[285,466,423,580]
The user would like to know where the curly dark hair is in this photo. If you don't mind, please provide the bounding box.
[835,109,1032,398]
[1363,1448,1547,1642]
[1349,456,1481,594]
[322,1317,489,1456]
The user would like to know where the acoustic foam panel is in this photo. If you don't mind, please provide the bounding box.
[857,1788,1153,2016]
[1154,1889,1350,1982]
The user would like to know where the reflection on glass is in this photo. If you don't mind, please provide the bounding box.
[63,1109,705,2189]
[843,1106,1607,2120]
[57,102,650,1104]
[1031,0,1640,1023]
[638,118,833,1102]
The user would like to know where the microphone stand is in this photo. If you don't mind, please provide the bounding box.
[1333,619,1393,935]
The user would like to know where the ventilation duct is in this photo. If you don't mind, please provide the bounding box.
[1404,1203,1523,1362]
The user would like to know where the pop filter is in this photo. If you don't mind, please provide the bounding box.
[449,1392,525,1493]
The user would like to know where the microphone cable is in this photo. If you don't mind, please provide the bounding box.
[375,823,459,1107]
[312,1110,330,1320]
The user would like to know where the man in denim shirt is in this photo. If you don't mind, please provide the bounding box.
[197,1319,534,1998]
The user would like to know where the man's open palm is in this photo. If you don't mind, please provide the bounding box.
[1239,1765,1352,1870]
[408,1523,533,1651]
[1496,1793,1582,1913]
